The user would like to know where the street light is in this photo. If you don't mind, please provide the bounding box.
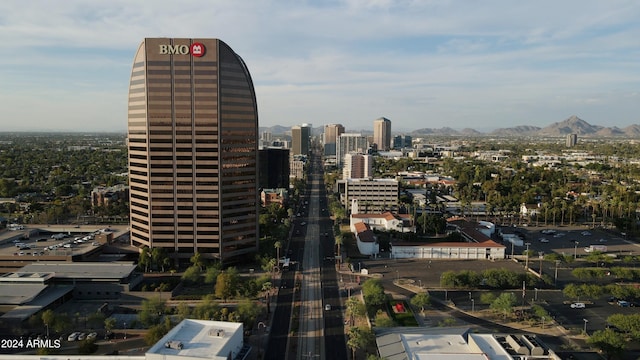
[258,322,267,359]
[539,254,544,276]
[554,260,560,286]
[471,298,475,312]
[534,288,538,302]
[124,322,127,340]
[469,291,472,300]
[583,318,588,334]
[525,243,531,269]
[574,241,579,259]
[541,316,545,329]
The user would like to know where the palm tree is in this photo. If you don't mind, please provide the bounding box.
[274,241,282,262]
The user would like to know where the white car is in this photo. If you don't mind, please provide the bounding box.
[539,238,549,243]
[68,332,80,341]
[570,302,585,309]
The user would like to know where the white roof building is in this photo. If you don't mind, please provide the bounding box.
[147,319,244,360]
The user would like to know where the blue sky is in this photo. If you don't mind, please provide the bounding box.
[0,0,639,132]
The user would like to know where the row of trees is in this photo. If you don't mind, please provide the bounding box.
[138,295,261,345]
[439,268,544,289]
[563,282,640,302]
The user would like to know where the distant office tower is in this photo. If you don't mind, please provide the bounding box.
[291,124,311,155]
[260,131,273,148]
[393,135,413,149]
[336,133,369,167]
[258,148,290,189]
[343,153,373,179]
[127,38,259,263]
[323,123,345,156]
[566,133,578,147]
[373,117,392,151]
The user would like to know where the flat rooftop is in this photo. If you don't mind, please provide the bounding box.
[147,319,243,360]
[19,262,137,280]
[377,328,513,360]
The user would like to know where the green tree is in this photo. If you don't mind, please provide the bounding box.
[587,329,626,360]
[607,313,640,338]
[479,292,497,305]
[41,309,56,334]
[490,292,517,319]
[181,265,201,285]
[236,299,261,327]
[410,292,430,315]
[274,241,282,261]
[190,251,206,271]
[104,317,117,336]
[347,326,375,359]
[345,297,366,326]
[215,269,239,301]
[204,266,221,285]
[362,279,386,308]
[138,296,166,327]
[139,246,151,272]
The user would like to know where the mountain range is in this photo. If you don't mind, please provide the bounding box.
[260,116,640,138]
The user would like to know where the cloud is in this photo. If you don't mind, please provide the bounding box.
[0,0,638,131]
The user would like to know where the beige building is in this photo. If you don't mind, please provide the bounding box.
[291,124,311,155]
[336,178,398,214]
[373,117,392,151]
[127,38,259,263]
[323,123,344,156]
[342,153,373,179]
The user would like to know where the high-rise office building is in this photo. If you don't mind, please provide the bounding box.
[343,153,373,179]
[336,133,369,167]
[566,133,578,147]
[291,124,311,155]
[373,117,392,151]
[323,123,345,156]
[127,38,259,263]
[258,148,290,189]
[393,135,413,149]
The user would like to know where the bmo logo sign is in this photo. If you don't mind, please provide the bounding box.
[159,42,205,57]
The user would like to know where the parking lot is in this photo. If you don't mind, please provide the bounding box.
[0,230,102,258]
[505,225,639,259]
[355,224,640,337]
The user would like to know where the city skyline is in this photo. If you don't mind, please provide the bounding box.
[1,1,639,132]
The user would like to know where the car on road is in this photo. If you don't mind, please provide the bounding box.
[570,302,585,309]
[325,304,331,311]
[581,231,591,236]
[539,238,549,243]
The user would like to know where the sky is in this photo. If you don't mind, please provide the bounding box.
[0,0,639,133]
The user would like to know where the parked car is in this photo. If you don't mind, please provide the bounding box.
[87,332,97,341]
[617,300,630,307]
[570,302,585,309]
[77,333,86,341]
[67,332,80,341]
